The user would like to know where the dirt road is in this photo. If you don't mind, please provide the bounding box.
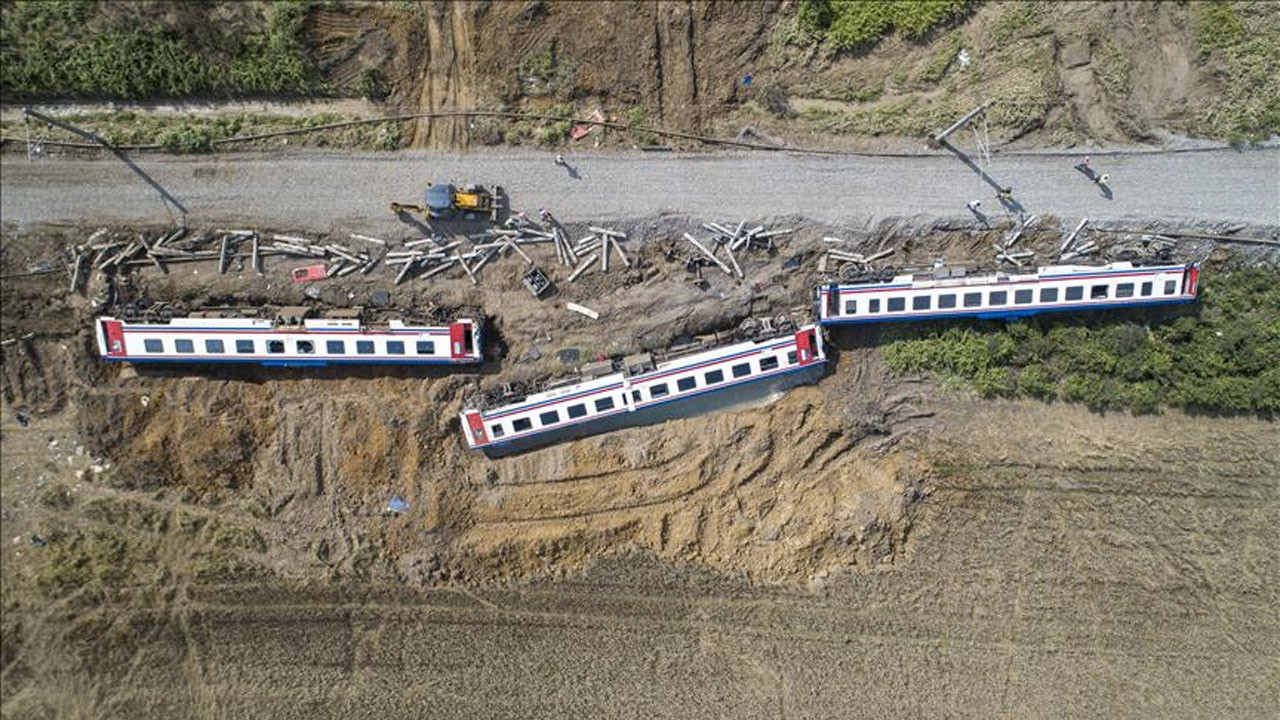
[3,147,1277,234]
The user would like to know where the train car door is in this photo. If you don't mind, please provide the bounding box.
[824,284,840,320]
[794,328,818,365]
[100,319,126,358]
[463,411,487,446]
[1184,265,1200,296]
[449,322,473,360]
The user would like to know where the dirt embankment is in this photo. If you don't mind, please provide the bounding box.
[1,212,1266,590]
[295,1,1269,150]
[0,216,965,590]
[3,217,1278,718]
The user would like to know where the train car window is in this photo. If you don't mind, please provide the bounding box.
[1015,289,1034,304]
[296,340,315,354]
[787,351,799,365]
[327,340,345,354]
[844,300,857,315]
[868,299,881,313]
[236,339,254,354]
[988,291,1008,306]
[512,418,533,432]
[1141,282,1153,297]
[677,377,697,392]
[205,339,225,353]
[175,339,195,353]
[567,404,588,419]
[963,292,982,308]
[732,363,751,378]
[144,339,164,353]
[595,397,616,412]
[1040,288,1058,302]
[631,390,642,403]
[759,356,780,371]
[539,410,559,426]
[913,296,931,310]
[1090,285,1109,299]
[267,340,285,354]
[705,369,724,384]
[356,341,375,354]
[490,424,505,438]
[386,341,405,355]
[416,341,435,355]
[650,383,669,398]
[1164,280,1177,295]
[1116,283,1135,298]
[887,297,906,312]
[1065,286,1084,301]
[939,294,957,309]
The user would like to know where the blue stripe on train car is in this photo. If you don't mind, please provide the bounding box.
[101,357,476,366]
[819,297,1195,325]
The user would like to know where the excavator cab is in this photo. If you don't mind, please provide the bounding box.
[424,184,457,217]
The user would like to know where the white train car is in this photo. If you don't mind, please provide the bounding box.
[460,324,826,457]
[95,308,482,367]
[816,262,1200,325]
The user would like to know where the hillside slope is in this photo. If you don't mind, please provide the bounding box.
[3,1,1277,150]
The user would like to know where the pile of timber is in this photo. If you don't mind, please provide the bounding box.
[1057,218,1098,261]
[681,221,793,279]
[816,239,895,276]
[993,214,1038,267]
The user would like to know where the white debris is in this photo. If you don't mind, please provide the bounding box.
[565,302,600,320]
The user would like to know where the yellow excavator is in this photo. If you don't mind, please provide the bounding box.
[389,183,503,221]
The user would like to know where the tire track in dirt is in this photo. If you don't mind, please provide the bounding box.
[410,2,474,150]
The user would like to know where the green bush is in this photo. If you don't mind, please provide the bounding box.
[1016,364,1055,399]
[797,0,972,52]
[0,1,325,100]
[536,120,572,146]
[623,107,658,145]
[157,123,214,153]
[880,265,1280,415]
[973,366,1012,398]
[358,67,390,102]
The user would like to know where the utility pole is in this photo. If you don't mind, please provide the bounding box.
[932,100,994,144]
[23,106,189,226]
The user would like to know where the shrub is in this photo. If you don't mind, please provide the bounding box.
[1017,364,1055,400]
[358,67,390,102]
[157,123,214,153]
[623,107,658,145]
[793,0,971,52]
[1059,373,1106,408]
[973,367,1012,398]
[0,1,324,100]
[536,120,571,146]
[879,266,1280,415]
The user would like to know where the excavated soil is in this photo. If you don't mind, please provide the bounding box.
[2,218,1277,718]
[298,1,1240,150]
